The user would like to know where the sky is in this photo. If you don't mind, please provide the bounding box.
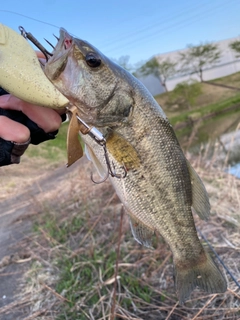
[1,0,240,66]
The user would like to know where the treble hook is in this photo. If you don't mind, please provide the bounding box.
[103,145,127,179]
[19,26,53,61]
[91,144,127,184]
[90,171,109,185]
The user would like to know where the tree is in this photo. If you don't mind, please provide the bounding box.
[138,57,176,92]
[168,80,202,110]
[112,55,133,72]
[229,40,240,58]
[180,43,221,82]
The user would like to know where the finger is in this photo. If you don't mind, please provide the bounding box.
[0,116,30,143]
[20,103,63,133]
[0,94,21,111]
[0,95,65,133]
[35,51,46,59]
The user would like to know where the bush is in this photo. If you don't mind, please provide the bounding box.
[168,79,202,110]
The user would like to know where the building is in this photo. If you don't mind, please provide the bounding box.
[138,36,240,95]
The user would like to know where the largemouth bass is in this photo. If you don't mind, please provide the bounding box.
[44,28,227,304]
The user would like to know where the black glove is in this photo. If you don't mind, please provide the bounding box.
[0,138,30,166]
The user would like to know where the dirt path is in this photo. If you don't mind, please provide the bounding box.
[0,158,83,319]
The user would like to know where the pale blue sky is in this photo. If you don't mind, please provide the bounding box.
[1,0,240,65]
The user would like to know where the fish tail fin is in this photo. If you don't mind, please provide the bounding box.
[175,252,227,304]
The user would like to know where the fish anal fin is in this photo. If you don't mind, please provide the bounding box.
[175,252,227,305]
[128,214,154,249]
[186,160,211,221]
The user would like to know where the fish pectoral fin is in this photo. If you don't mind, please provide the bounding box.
[128,215,154,249]
[186,160,211,221]
[106,131,141,170]
[175,252,227,305]
[85,144,107,178]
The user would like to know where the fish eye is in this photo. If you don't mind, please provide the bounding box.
[85,52,101,68]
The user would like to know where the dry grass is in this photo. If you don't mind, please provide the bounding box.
[1,153,239,320]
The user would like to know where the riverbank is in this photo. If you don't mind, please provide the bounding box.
[155,71,240,149]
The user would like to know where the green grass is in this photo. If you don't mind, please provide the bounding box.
[31,196,163,319]
[154,71,240,147]
[169,93,240,126]
[26,121,68,162]
[53,249,157,319]
[34,212,85,244]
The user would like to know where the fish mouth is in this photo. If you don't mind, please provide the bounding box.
[61,28,73,50]
[33,28,74,68]
[43,28,75,81]
[55,28,74,51]
[46,28,73,61]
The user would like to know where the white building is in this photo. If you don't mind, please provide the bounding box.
[138,37,240,94]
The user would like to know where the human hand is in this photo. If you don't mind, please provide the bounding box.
[0,90,63,141]
[0,88,66,166]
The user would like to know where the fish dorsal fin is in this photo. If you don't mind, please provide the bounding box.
[186,160,211,221]
[128,214,154,249]
[85,144,107,178]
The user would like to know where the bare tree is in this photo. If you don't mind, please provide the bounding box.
[139,57,176,92]
[229,40,240,58]
[180,43,221,82]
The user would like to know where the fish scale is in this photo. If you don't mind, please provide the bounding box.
[44,27,227,304]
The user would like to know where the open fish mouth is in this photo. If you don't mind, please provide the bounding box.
[41,28,73,64]
[41,28,76,81]
[62,29,73,50]
[52,28,73,52]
